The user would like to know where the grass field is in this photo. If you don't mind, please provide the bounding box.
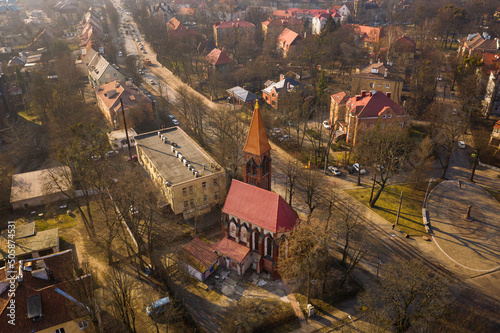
[346,184,428,236]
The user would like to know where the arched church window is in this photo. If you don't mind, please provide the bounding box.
[229,221,236,238]
[240,227,247,243]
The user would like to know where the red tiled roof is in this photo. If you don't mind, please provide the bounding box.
[277,28,301,47]
[95,81,151,114]
[262,17,304,27]
[346,91,408,118]
[0,250,91,332]
[214,20,255,29]
[205,48,233,66]
[223,180,299,233]
[331,91,350,104]
[243,101,271,156]
[179,237,219,272]
[166,17,185,31]
[214,237,250,262]
[178,7,196,15]
[394,35,416,52]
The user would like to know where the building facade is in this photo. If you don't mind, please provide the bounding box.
[213,19,255,47]
[351,62,404,103]
[135,127,226,219]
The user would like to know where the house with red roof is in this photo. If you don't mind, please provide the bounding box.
[348,24,383,50]
[329,91,351,132]
[178,237,220,281]
[459,33,500,73]
[166,17,196,38]
[311,11,341,35]
[262,17,304,40]
[351,62,404,103]
[277,28,301,58]
[389,35,416,66]
[334,90,410,146]
[205,48,234,72]
[0,249,95,333]
[216,103,299,279]
[213,19,255,47]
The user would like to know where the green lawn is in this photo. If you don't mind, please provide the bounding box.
[34,210,80,231]
[18,111,40,124]
[346,184,427,236]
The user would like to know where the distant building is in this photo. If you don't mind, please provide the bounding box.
[0,4,21,31]
[277,28,301,58]
[86,53,126,87]
[148,2,174,24]
[205,48,234,72]
[332,90,410,146]
[166,17,195,38]
[261,17,304,40]
[10,167,71,210]
[95,80,153,129]
[312,11,341,35]
[54,1,79,24]
[459,33,500,73]
[348,24,383,50]
[0,249,94,333]
[389,35,416,67]
[351,62,404,103]
[489,120,500,148]
[213,19,255,47]
[135,127,226,219]
[227,86,257,105]
[108,128,137,150]
[262,74,302,109]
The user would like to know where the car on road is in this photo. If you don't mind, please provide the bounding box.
[118,51,123,57]
[271,128,283,136]
[458,141,466,149]
[172,119,180,125]
[149,79,155,85]
[353,163,366,174]
[279,134,291,142]
[328,166,341,176]
[146,297,171,317]
[105,150,119,158]
[323,120,331,129]
[168,114,175,119]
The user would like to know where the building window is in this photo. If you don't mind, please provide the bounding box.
[189,186,193,194]
[214,192,219,200]
[399,122,405,128]
[213,179,218,187]
[229,221,236,238]
[383,115,386,119]
[265,237,272,257]
[378,84,381,86]
[202,182,207,190]
[385,83,390,88]
[388,114,392,118]
[370,82,375,88]
[78,321,89,330]
[203,195,207,203]
[184,201,189,208]
[240,227,247,243]
[190,199,194,207]
[55,329,66,333]
[252,232,258,251]
[182,187,187,196]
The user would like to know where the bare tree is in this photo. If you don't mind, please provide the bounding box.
[285,158,300,206]
[358,259,450,332]
[300,165,322,219]
[105,266,137,333]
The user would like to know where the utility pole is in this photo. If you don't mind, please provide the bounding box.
[470,152,479,182]
[120,98,133,160]
[395,190,404,226]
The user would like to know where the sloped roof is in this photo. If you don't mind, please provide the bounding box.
[223,179,299,233]
[346,91,408,118]
[166,17,185,31]
[178,237,219,272]
[214,237,250,262]
[214,20,255,29]
[394,35,416,52]
[95,81,151,113]
[205,48,233,66]
[494,120,500,130]
[243,101,271,156]
[277,28,301,47]
[227,86,257,103]
[262,17,303,27]
[178,6,195,15]
[262,77,301,95]
[331,91,350,104]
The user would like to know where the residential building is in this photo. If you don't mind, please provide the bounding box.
[0,222,59,261]
[0,249,94,333]
[166,17,195,38]
[177,237,220,281]
[10,167,71,210]
[148,2,174,24]
[0,4,21,31]
[135,127,226,219]
[348,24,383,50]
[213,19,255,47]
[312,11,341,35]
[482,71,500,117]
[336,90,410,146]
[489,120,500,148]
[332,4,351,21]
[351,62,404,103]
[261,17,304,40]
[329,91,351,132]
[389,35,416,67]
[277,28,302,58]
[215,103,299,279]
[205,48,234,72]
[227,86,257,106]
[86,53,126,87]
[459,33,500,72]
[54,1,79,24]
[95,80,153,129]
[262,74,302,109]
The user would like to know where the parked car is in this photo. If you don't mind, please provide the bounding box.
[149,79,155,85]
[105,150,119,158]
[328,166,341,176]
[345,165,354,174]
[279,134,291,142]
[353,163,366,174]
[146,297,171,318]
[172,119,180,125]
[168,114,175,119]
[458,141,466,149]
[322,120,331,129]
[271,128,283,136]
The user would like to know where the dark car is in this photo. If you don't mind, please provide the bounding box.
[345,165,354,174]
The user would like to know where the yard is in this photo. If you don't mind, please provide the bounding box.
[346,184,428,236]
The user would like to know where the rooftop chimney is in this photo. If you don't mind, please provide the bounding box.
[361,90,366,97]
[384,70,388,78]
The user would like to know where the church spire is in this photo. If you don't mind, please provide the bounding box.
[243,101,271,156]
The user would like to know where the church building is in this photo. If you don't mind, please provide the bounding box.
[214,102,299,279]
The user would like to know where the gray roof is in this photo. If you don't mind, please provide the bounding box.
[135,127,223,186]
[10,167,71,204]
[227,86,257,103]
[0,226,59,259]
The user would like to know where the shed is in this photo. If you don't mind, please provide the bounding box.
[227,86,257,105]
[177,237,219,281]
